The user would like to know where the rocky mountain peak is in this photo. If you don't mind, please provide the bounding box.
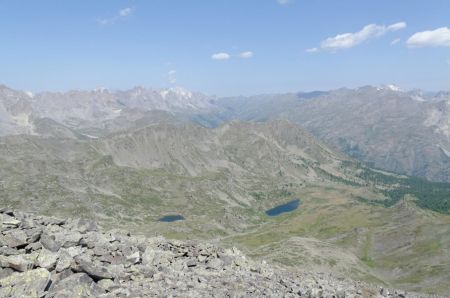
[160,86,193,99]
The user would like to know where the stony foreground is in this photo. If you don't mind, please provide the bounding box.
[0,209,436,297]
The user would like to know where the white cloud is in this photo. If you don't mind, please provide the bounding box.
[119,7,133,17]
[97,19,110,26]
[406,27,450,48]
[277,0,291,4]
[305,47,318,53]
[388,22,407,31]
[239,51,254,58]
[97,7,134,26]
[167,70,177,84]
[391,38,401,45]
[319,22,407,51]
[211,52,231,60]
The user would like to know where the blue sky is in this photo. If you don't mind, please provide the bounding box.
[0,0,449,96]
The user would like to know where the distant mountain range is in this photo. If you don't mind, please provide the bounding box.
[1,84,449,183]
[0,85,214,137]
[211,85,450,183]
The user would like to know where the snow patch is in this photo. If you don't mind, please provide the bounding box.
[411,95,426,102]
[170,87,193,99]
[12,113,31,127]
[11,113,35,135]
[160,87,193,99]
[80,133,99,139]
[385,84,403,92]
[160,90,169,99]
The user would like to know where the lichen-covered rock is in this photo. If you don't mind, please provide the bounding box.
[0,267,14,279]
[36,248,58,269]
[0,268,50,298]
[55,249,72,272]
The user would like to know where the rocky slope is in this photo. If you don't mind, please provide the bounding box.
[0,209,432,297]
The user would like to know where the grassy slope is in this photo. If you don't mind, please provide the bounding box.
[221,184,450,294]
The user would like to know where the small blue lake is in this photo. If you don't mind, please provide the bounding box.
[265,199,301,217]
[158,215,185,222]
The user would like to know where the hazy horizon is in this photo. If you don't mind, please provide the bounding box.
[1,82,448,99]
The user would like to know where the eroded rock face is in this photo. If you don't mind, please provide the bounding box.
[0,209,433,297]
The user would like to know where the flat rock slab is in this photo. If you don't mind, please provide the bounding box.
[0,254,37,272]
[1,214,21,227]
[1,229,28,248]
[74,256,114,280]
